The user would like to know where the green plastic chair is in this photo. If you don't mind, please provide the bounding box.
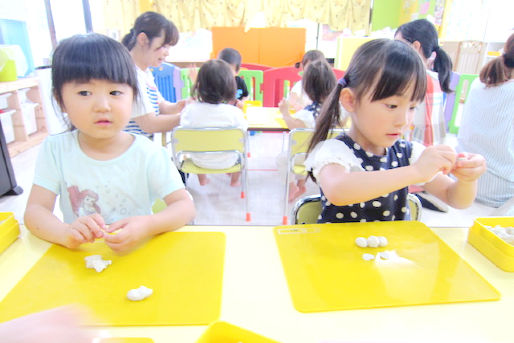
[180,67,198,99]
[238,70,263,102]
[447,73,479,134]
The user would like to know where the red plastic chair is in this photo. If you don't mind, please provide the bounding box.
[241,63,272,71]
[262,67,302,107]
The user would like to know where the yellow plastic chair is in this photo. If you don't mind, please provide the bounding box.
[292,193,422,224]
[283,128,345,224]
[171,127,251,222]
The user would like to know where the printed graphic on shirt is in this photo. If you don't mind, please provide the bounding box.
[68,185,101,218]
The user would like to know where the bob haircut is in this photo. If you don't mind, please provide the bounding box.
[192,59,236,104]
[51,33,138,108]
[302,59,336,104]
[218,48,242,71]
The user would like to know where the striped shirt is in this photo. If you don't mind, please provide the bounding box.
[125,67,162,139]
[457,79,514,207]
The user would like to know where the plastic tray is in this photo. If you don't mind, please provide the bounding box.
[468,217,514,272]
[196,321,279,343]
[0,212,20,254]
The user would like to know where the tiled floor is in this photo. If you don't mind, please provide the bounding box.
[0,131,496,228]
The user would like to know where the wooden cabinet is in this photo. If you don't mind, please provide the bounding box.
[0,77,47,157]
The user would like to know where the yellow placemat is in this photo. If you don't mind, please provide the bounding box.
[274,222,500,312]
[0,232,225,326]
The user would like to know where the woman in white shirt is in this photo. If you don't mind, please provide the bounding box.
[457,34,514,213]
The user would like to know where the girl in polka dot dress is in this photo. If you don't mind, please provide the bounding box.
[304,39,486,223]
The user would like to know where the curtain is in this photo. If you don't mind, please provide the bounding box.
[104,0,371,34]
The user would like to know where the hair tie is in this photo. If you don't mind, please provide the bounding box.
[503,54,514,68]
[338,77,347,87]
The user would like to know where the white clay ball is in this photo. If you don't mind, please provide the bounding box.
[362,253,375,261]
[127,286,153,301]
[367,236,379,248]
[355,237,368,248]
[378,236,388,247]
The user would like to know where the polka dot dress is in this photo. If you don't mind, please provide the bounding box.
[318,135,413,223]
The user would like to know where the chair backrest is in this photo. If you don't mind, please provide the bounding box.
[238,70,263,102]
[448,73,478,134]
[262,67,302,107]
[288,128,345,160]
[150,62,178,102]
[293,193,422,224]
[171,127,246,155]
[241,63,272,71]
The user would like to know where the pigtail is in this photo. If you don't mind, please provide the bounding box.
[432,46,453,93]
[308,81,345,154]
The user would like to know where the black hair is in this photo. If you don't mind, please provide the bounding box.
[121,11,179,51]
[395,19,453,93]
[302,59,336,104]
[480,33,514,87]
[308,39,427,155]
[192,59,236,104]
[51,33,138,109]
[302,50,325,67]
[217,48,242,72]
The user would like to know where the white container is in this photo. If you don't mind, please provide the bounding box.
[21,102,37,135]
[0,110,16,143]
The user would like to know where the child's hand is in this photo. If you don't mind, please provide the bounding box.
[67,214,105,249]
[103,216,150,253]
[412,145,457,183]
[451,152,486,182]
[235,99,244,110]
[279,98,289,117]
[175,99,187,112]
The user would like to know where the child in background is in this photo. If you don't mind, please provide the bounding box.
[218,48,248,109]
[180,59,248,186]
[24,34,195,253]
[278,59,337,201]
[304,39,486,223]
[288,50,326,111]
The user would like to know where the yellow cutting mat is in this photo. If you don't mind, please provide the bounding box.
[0,232,225,326]
[274,222,500,312]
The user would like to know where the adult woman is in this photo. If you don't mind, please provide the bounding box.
[122,11,186,139]
[457,34,514,213]
[395,19,453,146]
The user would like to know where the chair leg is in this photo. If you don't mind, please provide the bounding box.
[283,166,290,225]
[243,166,250,222]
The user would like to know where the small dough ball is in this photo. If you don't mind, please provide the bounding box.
[362,253,375,261]
[127,286,153,301]
[367,236,379,248]
[355,237,368,248]
[378,236,388,247]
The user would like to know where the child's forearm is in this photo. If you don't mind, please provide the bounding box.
[446,179,477,209]
[145,196,196,237]
[320,165,423,206]
[134,113,180,133]
[282,113,306,130]
[24,205,71,247]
